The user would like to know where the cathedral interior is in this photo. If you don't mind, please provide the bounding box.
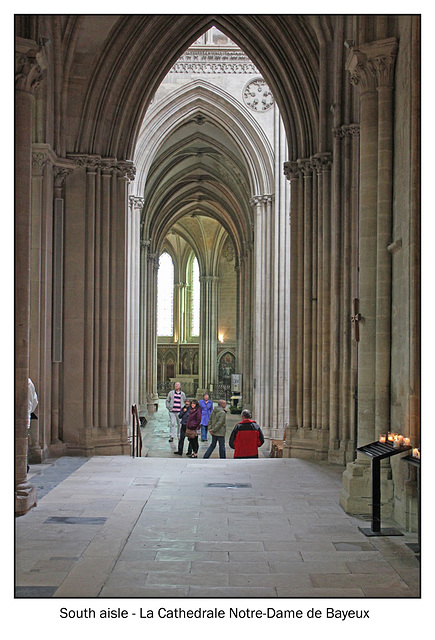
[14,14,421,602]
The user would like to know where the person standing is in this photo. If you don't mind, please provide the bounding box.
[229,409,265,458]
[203,399,227,459]
[173,399,191,456]
[165,381,186,443]
[185,399,202,458]
[199,392,213,442]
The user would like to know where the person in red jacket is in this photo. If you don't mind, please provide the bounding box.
[229,410,265,458]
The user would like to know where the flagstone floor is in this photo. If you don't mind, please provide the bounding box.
[16,403,420,599]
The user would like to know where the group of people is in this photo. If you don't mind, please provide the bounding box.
[165,382,264,459]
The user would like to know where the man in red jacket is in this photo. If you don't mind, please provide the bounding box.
[229,410,265,458]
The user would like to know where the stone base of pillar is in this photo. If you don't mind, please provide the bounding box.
[395,478,418,533]
[283,426,329,460]
[64,427,131,457]
[328,439,356,465]
[339,459,394,518]
[146,394,159,413]
[15,481,37,516]
[49,439,68,457]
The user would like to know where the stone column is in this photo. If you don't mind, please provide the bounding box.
[138,235,150,411]
[51,164,72,456]
[340,40,398,514]
[146,252,159,411]
[371,40,398,435]
[346,46,379,451]
[15,37,45,515]
[284,162,301,430]
[299,160,313,430]
[127,196,143,412]
[199,274,219,391]
[61,154,134,453]
[28,150,49,463]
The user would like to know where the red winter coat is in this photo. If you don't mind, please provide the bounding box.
[229,419,265,458]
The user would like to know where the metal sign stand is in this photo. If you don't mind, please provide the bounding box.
[356,440,412,537]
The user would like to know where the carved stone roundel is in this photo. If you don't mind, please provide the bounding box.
[243,78,274,111]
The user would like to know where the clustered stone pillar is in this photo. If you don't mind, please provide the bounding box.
[284,153,334,459]
[127,196,143,412]
[60,154,135,454]
[236,241,254,408]
[15,37,45,514]
[251,195,273,439]
[198,274,219,392]
[340,38,398,515]
[250,191,290,442]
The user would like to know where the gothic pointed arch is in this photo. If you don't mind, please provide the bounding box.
[72,15,321,160]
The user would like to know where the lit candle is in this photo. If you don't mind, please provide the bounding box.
[379,434,386,443]
[403,437,410,447]
[412,448,420,459]
[388,433,394,442]
[397,435,404,444]
[393,437,400,449]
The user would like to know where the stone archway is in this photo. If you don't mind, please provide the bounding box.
[15,15,420,530]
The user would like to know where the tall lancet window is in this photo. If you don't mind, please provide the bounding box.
[157,252,174,336]
[191,256,200,337]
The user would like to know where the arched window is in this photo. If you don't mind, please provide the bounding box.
[157,252,174,336]
[191,256,200,337]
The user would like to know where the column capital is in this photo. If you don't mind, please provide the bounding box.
[346,38,398,93]
[53,166,73,189]
[297,158,313,176]
[334,124,360,139]
[283,161,301,181]
[250,194,274,207]
[311,152,332,173]
[67,153,136,180]
[31,151,50,175]
[15,37,46,94]
[129,195,145,210]
[346,48,377,94]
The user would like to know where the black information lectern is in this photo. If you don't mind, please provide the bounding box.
[356,440,412,536]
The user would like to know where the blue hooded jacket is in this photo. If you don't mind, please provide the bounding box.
[199,398,213,426]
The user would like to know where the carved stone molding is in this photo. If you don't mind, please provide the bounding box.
[222,242,235,262]
[243,78,274,112]
[68,153,136,180]
[170,49,258,75]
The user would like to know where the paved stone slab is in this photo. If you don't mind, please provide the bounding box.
[16,451,420,599]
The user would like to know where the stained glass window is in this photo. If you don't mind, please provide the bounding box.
[191,256,200,336]
[157,252,174,336]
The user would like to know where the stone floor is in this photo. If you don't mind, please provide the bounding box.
[15,402,420,599]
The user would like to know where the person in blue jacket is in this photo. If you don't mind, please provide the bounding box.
[199,392,213,442]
